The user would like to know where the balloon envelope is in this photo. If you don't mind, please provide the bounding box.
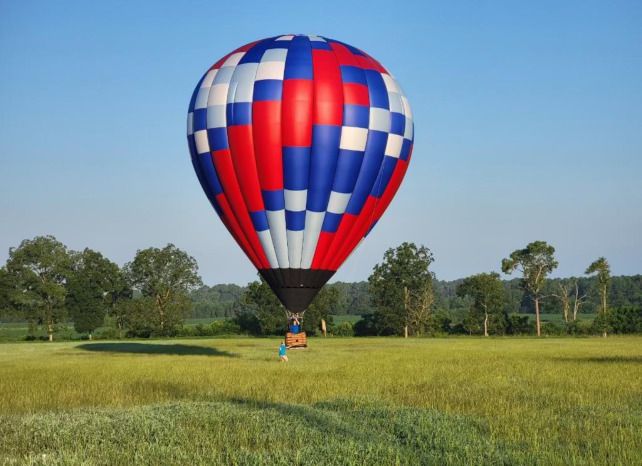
[187,34,414,313]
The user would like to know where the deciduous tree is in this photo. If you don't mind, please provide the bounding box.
[0,267,12,319]
[124,244,201,334]
[368,242,434,337]
[502,241,558,337]
[551,281,571,323]
[104,265,133,338]
[67,248,116,339]
[5,236,71,341]
[306,285,339,335]
[456,272,505,337]
[571,279,589,322]
[585,257,610,337]
[239,278,286,335]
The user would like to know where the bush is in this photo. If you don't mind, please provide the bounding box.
[506,313,532,335]
[488,313,507,336]
[175,320,242,338]
[561,320,591,336]
[233,311,261,335]
[210,320,241,335]
[126,326,152,338]
[564,320,581,335]
[193,324,208,336]
[333,321,354,337]
[353,315,378,336]
[609,306,642,334]
[425,312,452,335]
[97,327,121,340]
[149,326,181,338]
[26,335,50,341]
[541,321,565,336]
[590,313,612,335]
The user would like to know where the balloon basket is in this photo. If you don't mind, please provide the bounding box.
[285,332,307,348]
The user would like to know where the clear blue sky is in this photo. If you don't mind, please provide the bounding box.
[1,0,640,285]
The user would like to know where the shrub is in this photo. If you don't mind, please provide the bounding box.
[126,326,152,338]
[149,326,181,338]
[506,313,533,335]
[233,311,261,335]
[590,313,612,335]
[193,324,208,336]
[488,313,507,336]
[564,320,581,335]
[97,327,121,340]
[449,323,467,335]
[609,306,642,334]
[353,315,378,336]
[541,321,565,336]
[333,321,354,337]
[210,320,241,335]
[425,312,452,335]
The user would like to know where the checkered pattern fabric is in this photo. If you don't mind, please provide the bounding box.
[187,35,414,272]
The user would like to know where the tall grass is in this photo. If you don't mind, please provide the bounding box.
[1,337,641,464]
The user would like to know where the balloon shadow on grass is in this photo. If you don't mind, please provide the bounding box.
[228,397,372,444]
[77,342,238,357]
[553,356,642,364]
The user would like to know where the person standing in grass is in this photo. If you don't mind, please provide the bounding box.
[279,341,288,362]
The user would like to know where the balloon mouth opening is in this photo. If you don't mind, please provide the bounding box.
[258,268,335,314]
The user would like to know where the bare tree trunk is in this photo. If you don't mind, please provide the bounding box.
[572,280,586,322]
[403,287,409,338]
[46,303,54,342]
[89,332,93,341]
[535,296,541,336]
[484,312,489,337]
[573,281,579,321]
[157,295,166,331]
[561,285,569,323]
[321,319,327,337]
[602,288,607,338]
[46,305,54,342]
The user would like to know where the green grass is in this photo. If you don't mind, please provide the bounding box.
[1,337,641,464]
[331,314,362,324]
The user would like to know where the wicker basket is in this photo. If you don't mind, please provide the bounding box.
[285,332,307,348]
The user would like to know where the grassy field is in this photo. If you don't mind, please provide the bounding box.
[1,337,641,464]
[331,314,362,324]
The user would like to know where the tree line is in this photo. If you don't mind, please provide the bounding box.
[358,241,641,337]
[1,236,641,340]
[0,236,201,340]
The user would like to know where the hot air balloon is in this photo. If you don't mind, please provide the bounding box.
[186,34,414,332]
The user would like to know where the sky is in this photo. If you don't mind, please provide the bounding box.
[1,0,641,285]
